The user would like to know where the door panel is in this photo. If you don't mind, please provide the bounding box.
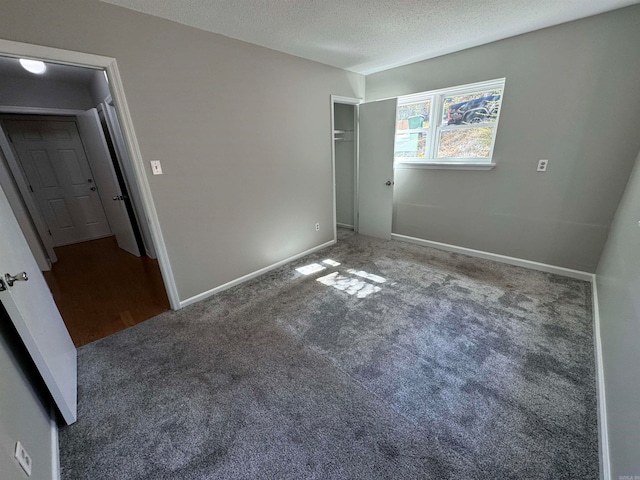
[4,119,112,247]
[358,98,397,240]
[102,102,156,258]
[0,184,77,424]
[76,109,141,257]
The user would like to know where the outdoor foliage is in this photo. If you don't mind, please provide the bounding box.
[438,127,493,158]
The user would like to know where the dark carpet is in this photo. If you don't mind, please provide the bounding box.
[59,230,598,479]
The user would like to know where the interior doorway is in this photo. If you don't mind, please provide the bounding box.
[331,96,360,241]
[0,54,170,346]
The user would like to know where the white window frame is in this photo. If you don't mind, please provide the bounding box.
[394,78,506,170]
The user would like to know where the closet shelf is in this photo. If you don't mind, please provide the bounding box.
[334,130,354,142]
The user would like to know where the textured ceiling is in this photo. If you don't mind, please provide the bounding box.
[99,0,639,74]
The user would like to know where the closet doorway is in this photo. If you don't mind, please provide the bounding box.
[331,96,360,239]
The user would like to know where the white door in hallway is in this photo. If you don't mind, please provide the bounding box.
[76,109,140,257]
[3,118,112,247]
[358,98,397,240]
[0,183,77,424]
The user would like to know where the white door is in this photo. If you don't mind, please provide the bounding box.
[3,118,112,247]
[358,98,397,239]
[0,184,77,424]
[103,100,157,259]
[76,109,140,257]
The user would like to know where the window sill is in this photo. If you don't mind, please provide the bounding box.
[394,161,496,171]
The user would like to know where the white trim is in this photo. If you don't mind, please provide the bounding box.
[50,407,60,480]
[105,62,180,309]
[0,106,84,116]
[330,95,362,105]
[391,233,593,281]
[0,39,181,310]
[179,239,336,308]
[591,278,611,480]
[394,162,496,171]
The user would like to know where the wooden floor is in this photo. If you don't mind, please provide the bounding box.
[43,236,170,347]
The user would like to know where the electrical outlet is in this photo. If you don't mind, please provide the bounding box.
[315,223,320,231]
[537,159,548,172]
[150,160,163,175]
[15,441,32,476]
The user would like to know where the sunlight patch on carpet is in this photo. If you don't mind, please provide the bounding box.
[296,263,326,275]
[317,271,382,298]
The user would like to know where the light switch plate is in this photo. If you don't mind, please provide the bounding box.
[150,160,163,175]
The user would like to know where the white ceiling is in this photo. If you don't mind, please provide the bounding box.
[98,0,640,74]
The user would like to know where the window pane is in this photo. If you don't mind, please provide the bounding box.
[397,100,431,131]
[441,90,501,126]
[395,132,428,158]
[437,127,494,159]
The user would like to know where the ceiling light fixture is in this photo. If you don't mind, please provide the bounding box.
[19,59,47,74]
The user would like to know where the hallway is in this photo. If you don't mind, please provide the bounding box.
[43,236,170,347]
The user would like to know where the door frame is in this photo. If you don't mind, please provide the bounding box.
[0,39,180,310]
[330,95,361,242]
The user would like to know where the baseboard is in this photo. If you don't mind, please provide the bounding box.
[336,223,354,229]
[391,233,593,281]
[591,278,611,480]
[50,408,60,480]
[179,240,336,308]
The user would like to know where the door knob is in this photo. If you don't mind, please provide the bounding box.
[90,186,96,191]
[385,180,394,186]
[5,271,28,287]
[112,195,123,201]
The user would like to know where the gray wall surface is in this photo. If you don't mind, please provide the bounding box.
[0,74,93,110]
[596,147,640,479]
[0,0,364,301]
[0,318,54,480]
[89,70,111,107]
[366,6,640,272]
[334,103,355,227]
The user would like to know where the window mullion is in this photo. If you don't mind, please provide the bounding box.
[428,94,441,159]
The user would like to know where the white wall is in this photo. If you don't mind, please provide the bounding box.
[366,5,640,272]
[596,147,640,479]
[0,0,364,302]
[0,314,55,480]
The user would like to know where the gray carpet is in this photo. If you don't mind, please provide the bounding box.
[59,230,598,479]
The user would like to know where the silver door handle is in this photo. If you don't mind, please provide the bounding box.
[385,180,394,186]
[5,271,28,287]
[112,195,123,201]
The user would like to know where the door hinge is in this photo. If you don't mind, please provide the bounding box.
[28,185,34,192]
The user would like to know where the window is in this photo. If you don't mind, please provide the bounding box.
[394,78,505,168]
